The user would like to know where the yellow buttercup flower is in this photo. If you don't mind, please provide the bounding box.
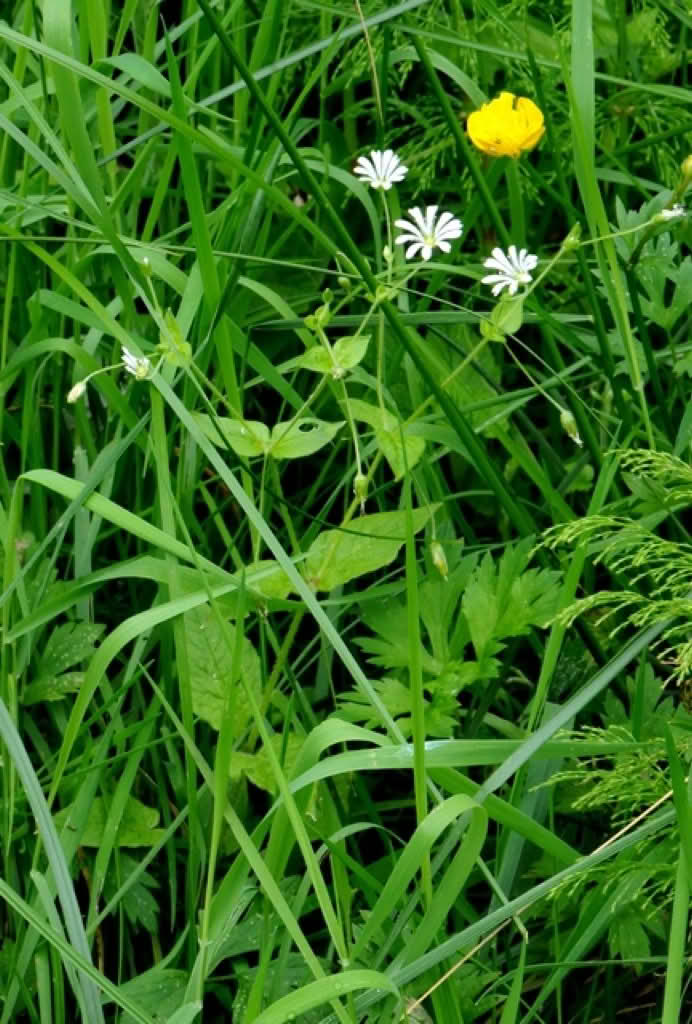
[467,92,545,158]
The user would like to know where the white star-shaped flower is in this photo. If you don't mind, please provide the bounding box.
[122,346,152,380]
[481,245,538,296]
[354,149,408,190]
[394,206,463,261]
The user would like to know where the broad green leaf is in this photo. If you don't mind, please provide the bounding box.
[332,333,370,369]
[269,418,344,459]
[231,734,303,794]
[118,969,188,1024]
[304,507,434,591]
[295,335,370,377]
[193,414,269,457]
[295,347,332,373]
[54,796,165,848]
[246,560,293,600]
[185,605,261,732]
[348,398,425,479]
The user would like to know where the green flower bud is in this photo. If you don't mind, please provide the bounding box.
[430,541,448,580]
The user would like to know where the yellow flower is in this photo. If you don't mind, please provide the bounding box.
[467,92,545,158]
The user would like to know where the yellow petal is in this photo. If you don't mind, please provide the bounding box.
[467,92,544,158]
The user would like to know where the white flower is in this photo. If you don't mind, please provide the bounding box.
[394,206,463,261]
[655,203,686,223]
[122,346,152,380]
[481,245,538,296]
[354,149,408,190]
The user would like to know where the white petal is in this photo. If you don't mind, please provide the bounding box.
[507,244,519,267]
[484,248,514,275]
[492,281,507,297]
[405,241,423,260]
[436,219,462,241]
[437,240,451,253]
[407,207,428,233]
[423,206,438,233]
[481,273,510,287]
[421,245,433,261]
[395,230,422,245]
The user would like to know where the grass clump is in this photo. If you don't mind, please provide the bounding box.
[1,1,691,1022]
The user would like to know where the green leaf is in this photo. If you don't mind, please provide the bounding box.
[296,336,370,377]
[269,418,344,459]
[185,604,261,732]
[118,969,188,1024]
[54,796,165,848]
[348,398,425,479]
[231,733,303,794]
[246,560,293,600]
[40,622,104,675]
[98,54,171,96]
[462,540,562,662]
[193,414,270,457]
[295,347,332,373]
[332,333,370,369]
[22,672,84,705]
[608,913,650,967]
[304,507,434,591]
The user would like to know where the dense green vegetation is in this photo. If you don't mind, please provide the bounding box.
[1,1,692,1021]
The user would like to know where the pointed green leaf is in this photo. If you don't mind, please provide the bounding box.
[193,414,270,457]
[304,507,434,591]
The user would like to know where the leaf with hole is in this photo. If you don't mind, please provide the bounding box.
[269,418,344,459]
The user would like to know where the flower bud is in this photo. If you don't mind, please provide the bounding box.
[430,541,448,580]
[681,154,692,183]
[560,223,582,252]
[337,275,351,292]
[353,471,368,511]
[67,380,87,403]
[560,407,583,447]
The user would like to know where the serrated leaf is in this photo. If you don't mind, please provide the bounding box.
[193,414,270,457]
[304,507,434,591]
[40,622,104,675]
[269,418,344,459]
[185,605,261,732]
[54,795,165,847]
[608,913,650,969]
[462,541,562,661]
